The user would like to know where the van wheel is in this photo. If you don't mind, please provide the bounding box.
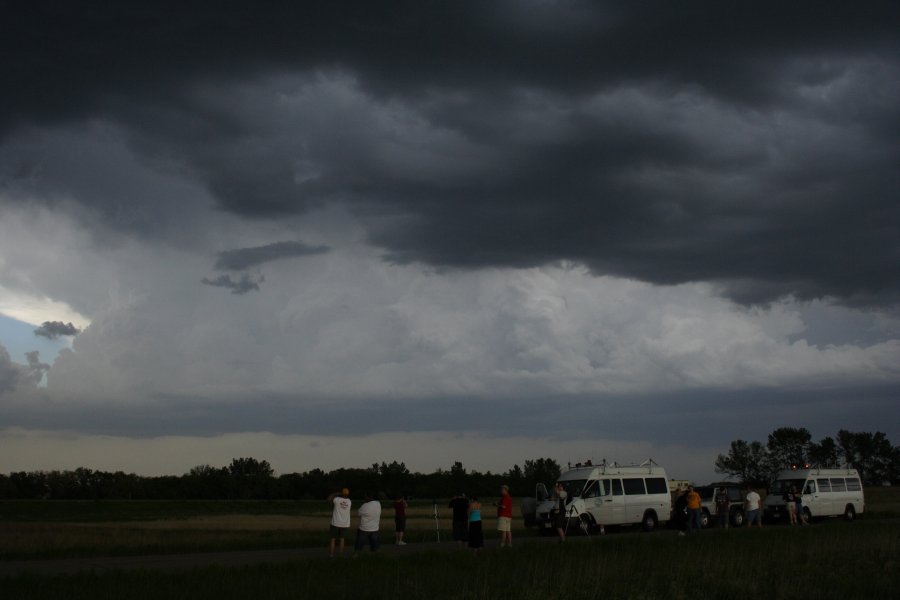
[803,507,812,522]
[844,505,856,522]
[579,514,594,535]
[642,510,658,532]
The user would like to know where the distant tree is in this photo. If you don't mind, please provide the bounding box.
[506,464,526,496]
[837,430,897,485]
[227,457,275,499]
[228,457,274,478]
[450,461,467,494]
[184,464,229,499]
[375,460,411,497]
[766,427,812,471]
[714,440,770,486]
[808,436,841,468]
[523,458,561,490]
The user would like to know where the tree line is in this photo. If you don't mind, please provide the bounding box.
[715,427,899,487]
[0,457,562,501]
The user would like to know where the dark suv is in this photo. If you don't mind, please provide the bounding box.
[696,484,745,528]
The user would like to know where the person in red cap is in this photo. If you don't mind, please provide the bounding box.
[327,487,352,557]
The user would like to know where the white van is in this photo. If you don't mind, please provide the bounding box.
[763,468,865,522]
[533,460,670,532]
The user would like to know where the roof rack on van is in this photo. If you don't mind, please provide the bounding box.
[610,458,660,472]
[564,458,664,474]
[639,458,660,471]
[784,464,858,476]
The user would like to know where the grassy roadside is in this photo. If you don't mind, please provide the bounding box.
[4,520,898,599]
[2,487,897,560]
[0,499,505,560]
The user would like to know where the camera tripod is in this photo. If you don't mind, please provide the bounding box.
[562,503,595,539]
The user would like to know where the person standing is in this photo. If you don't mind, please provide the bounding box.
[795,487,808,525]
[448,492,469,548]
[393,494,408,545]
[327,487,352,557]
[745,486,763,528]
[355,492,381,552]
[467,495,484,553]
[673,488,688,536]
[784,486,798,525]
[497,485,514,547]
[715,486,730,529]
[685,485,703,534]
[553,482,568,542]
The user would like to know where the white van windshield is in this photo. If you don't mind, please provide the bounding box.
[770,479,805,494]
[559,479,588,499]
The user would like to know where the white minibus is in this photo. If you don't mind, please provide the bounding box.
[533,460,670,532]
[763,467,864,522]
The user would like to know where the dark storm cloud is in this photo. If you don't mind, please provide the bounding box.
[200,274,263,295]
[33,321,81,339]
[1,385,897,449]
[3,1,900,305]
[214,241,330,271]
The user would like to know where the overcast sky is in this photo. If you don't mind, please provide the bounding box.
[1,1,898,484]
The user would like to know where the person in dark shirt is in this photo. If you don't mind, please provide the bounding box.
[393,494,408,545]
[715,487,730,528]
[673,489,688,536]
[448,492,469,548]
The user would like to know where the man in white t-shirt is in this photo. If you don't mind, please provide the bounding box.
[355,492,382,552]
[745,487,763,528]
[328,488,352,557]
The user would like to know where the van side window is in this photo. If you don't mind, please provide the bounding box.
[803,481,816,494]
[645,477,668,494]
[623,478,646,495]
[816,478,831,492]
[599,479,611,496]
[611,479,623,496]
[846,478,861,491]
[830,478,847,492]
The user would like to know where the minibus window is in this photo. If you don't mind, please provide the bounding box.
[830,478,847,492]
[846,478,861,491]
[803,481,816,494]
[623,478,647,495]
[583,480,600,499]
[645,477,668,494]
[817,478,831,492]
[611,479,623,496]
[599,479,610,496]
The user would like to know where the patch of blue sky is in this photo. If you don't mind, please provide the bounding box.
[0,313,70,365]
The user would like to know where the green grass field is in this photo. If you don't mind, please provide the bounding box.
[4,521,899,599]
[2,488,899,599]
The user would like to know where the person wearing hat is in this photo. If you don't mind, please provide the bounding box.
[327,487,352,557]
